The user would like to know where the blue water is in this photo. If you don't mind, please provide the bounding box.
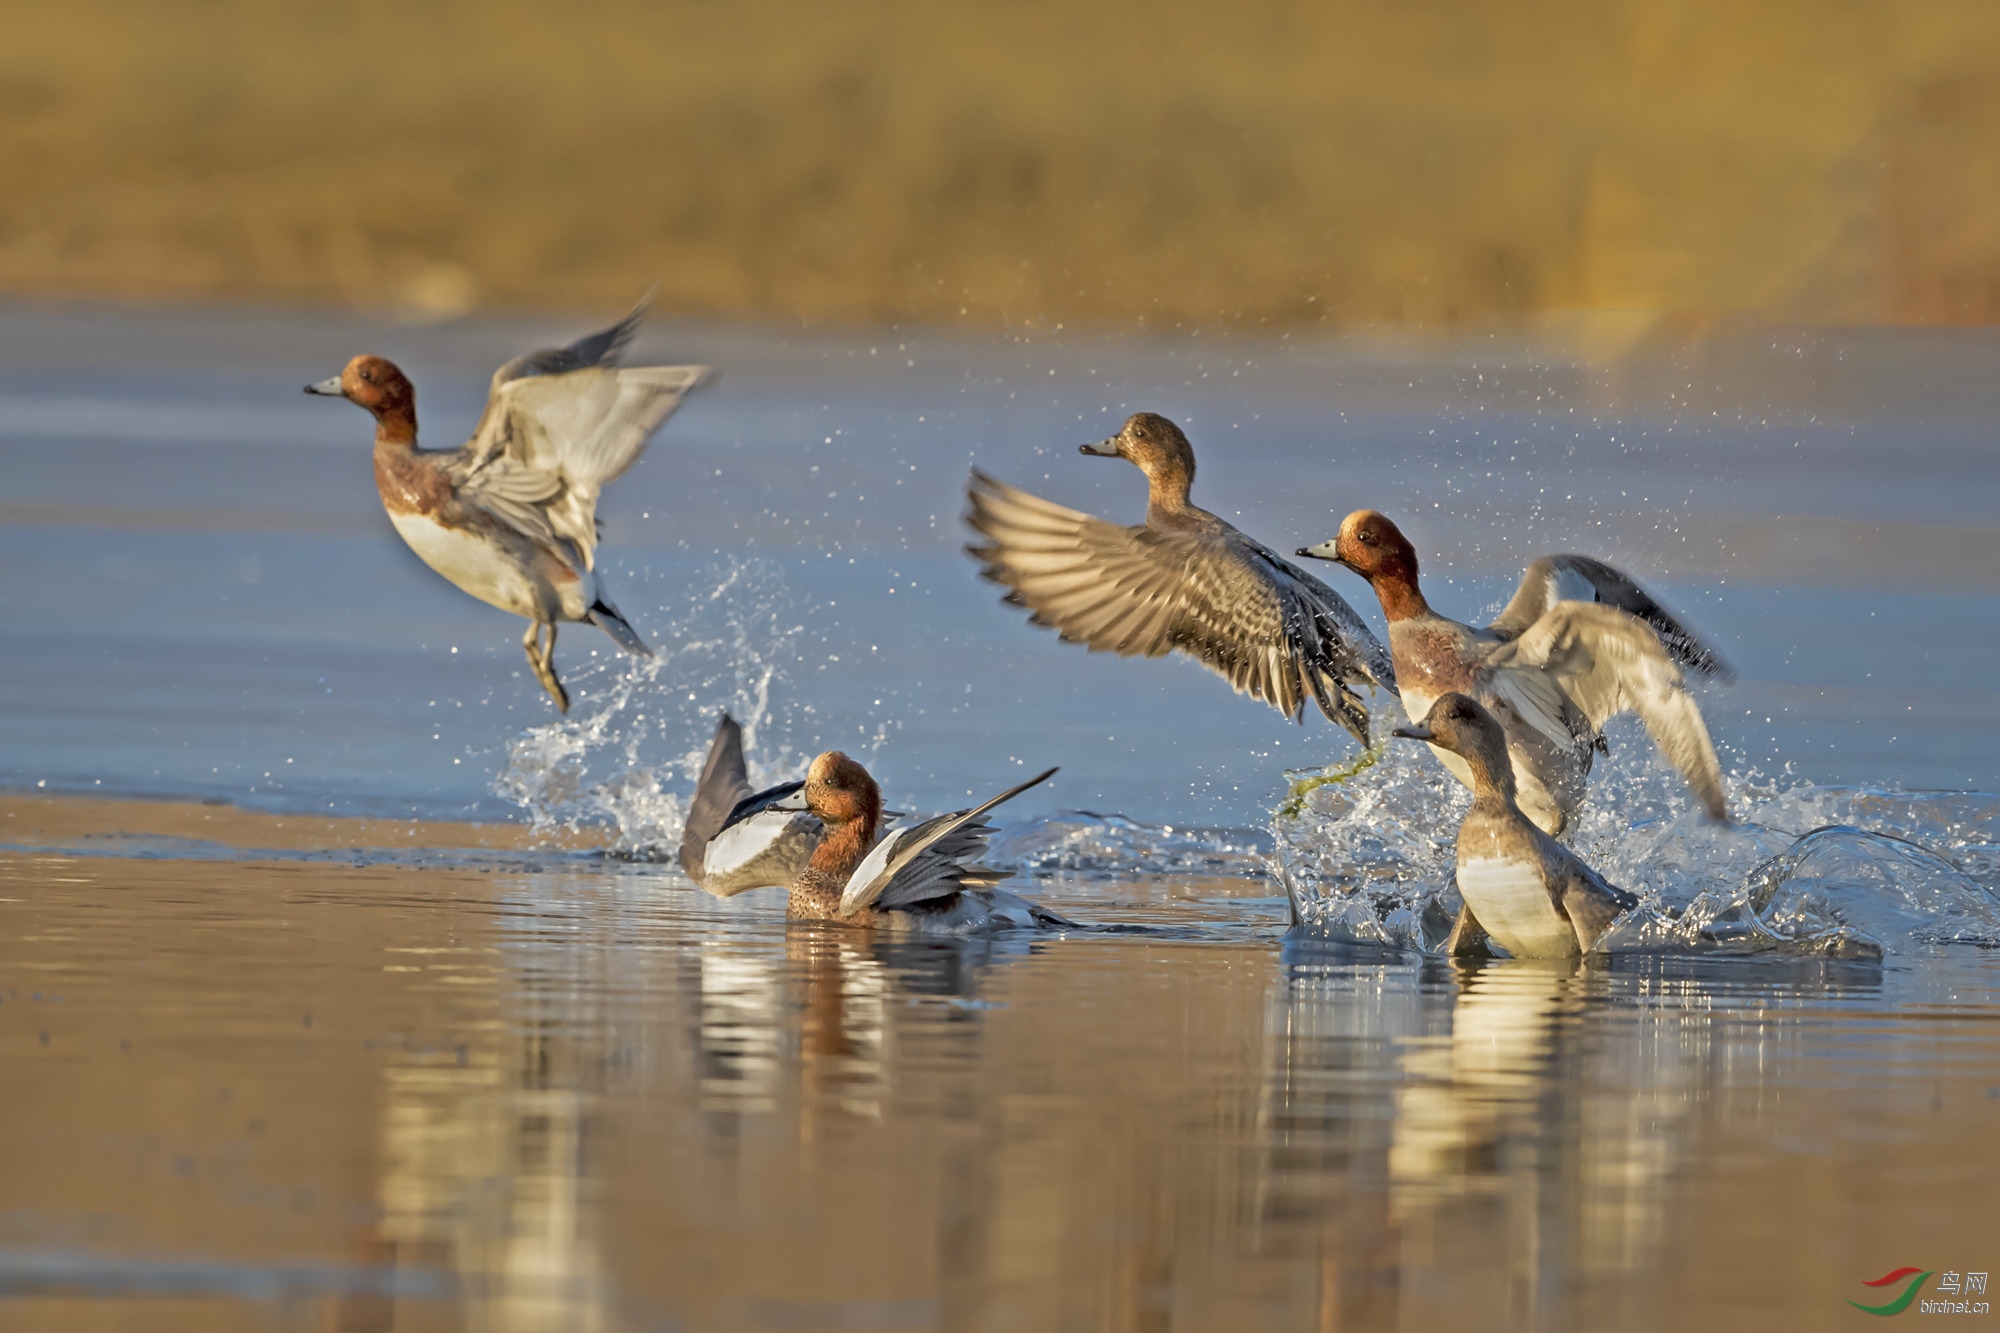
[2,302,1995,831]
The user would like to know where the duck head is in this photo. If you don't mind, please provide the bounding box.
[1081,412,1196,509]
[1296,510,1428,618]
[305,355,417,438]
[803,750,884,834]
[1296,510,1416,579]
[1392,692,1514,798]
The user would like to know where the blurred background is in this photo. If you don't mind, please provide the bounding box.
[7,0,2000,331]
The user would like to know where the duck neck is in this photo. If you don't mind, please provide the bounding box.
[1142,459,1195,523]
[371,405,417,452]
[789,815,877,920]
[1462,739,1518,809]
[1368,563,1431,623]
[808,815,875,881]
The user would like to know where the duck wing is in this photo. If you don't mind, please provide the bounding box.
[839,767,1057,916]
[1482,602,1728,820]
[964,471,1392,743]
[1546,837,1638,949]
[450,302,709,568]
[679,713,758,882]
[1489,555,1732,681]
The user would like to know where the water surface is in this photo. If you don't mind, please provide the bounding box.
[1,304,1997,1329]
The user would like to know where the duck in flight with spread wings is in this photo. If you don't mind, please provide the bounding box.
[1299,510,1734,836]
[964,412,1394,745]
[305,298,709,711]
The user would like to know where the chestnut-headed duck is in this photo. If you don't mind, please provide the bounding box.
[680,711,827,897]
[305,297,709,711]
[964,412,1394,745]
[1396,693,1637,958]
[716,751,1069,932]
[1299,511,1731,835]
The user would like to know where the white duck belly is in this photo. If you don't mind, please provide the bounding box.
[1455,855,1579,958]
[388,510,594,621]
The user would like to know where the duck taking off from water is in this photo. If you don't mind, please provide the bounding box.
[1396,693,1637,958]
[752,752,1069,932]
[1299,510,1732,836]
[964,413,1394,745]
[305,298,709,712]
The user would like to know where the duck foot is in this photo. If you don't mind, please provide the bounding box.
[523,619,570,713]
[1443,903,1494,959]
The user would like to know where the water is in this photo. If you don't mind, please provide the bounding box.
[0,850,1995,1330]
[1,301,1998,1327]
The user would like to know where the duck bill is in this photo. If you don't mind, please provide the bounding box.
[719,779,808,833]
[303,375,346,397]
[1390,723,1434,742]
[1078,437,1121,457]
[1293,538,1351,570]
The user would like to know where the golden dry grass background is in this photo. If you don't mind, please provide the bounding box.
[5,0,2000,329]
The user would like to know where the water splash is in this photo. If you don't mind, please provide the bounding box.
[1276,729,2000,958]
[495,558,807,857]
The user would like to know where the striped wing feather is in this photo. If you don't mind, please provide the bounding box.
[839,768,1057,916]
[965,471,1389,742]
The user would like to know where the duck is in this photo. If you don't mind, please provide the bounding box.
[1395,693,1638,957]
[678,711,826,897]
[305,298,709,712]
[964,412,1394,745]
[727,751,1070,931]
[1298,510,1731,835]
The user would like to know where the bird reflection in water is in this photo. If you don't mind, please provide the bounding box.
[337,920,615,1332]
[1260,952,1687,1328]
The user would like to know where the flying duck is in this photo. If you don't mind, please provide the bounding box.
[306,298,709,711]
[965,412,1394,745]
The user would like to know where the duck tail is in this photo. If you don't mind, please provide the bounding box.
[589,598,652,656]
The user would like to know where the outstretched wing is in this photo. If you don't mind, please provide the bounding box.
[1483,602,1727,820]
[964,471,1391,742]
[679,713,823,897]
[1489,554,1732,681]
[678,713,756,880]
[447,300,708,568]
[839,767,1057,916]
